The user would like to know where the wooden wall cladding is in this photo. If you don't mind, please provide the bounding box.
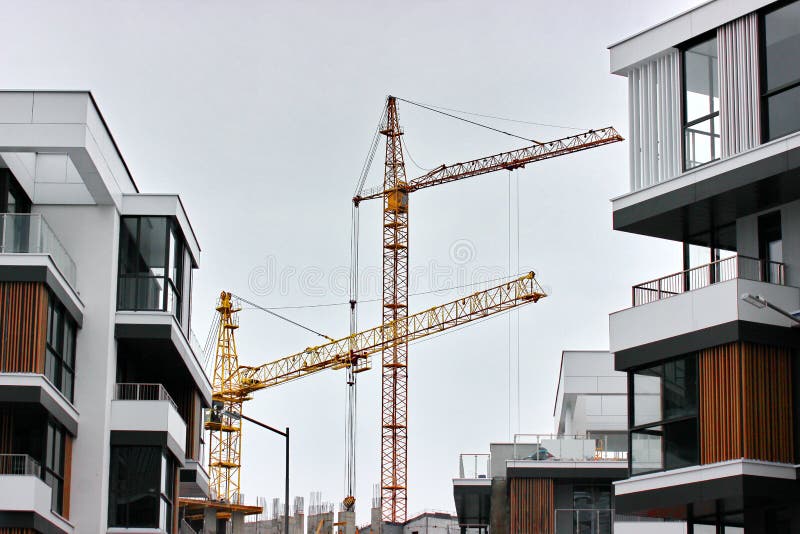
[510,478,554,534]
[63,434,72,520]
[699,342,793,464]
[0,282,47,373]
[0,529,36,534]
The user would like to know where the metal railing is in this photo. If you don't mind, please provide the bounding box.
[0,213,77,287]
[458,453,490,479]
[512,434,627,462]
[0,454,42,476]
[114,383,178,411]
[632,255,785,307]
[554,509,614,534]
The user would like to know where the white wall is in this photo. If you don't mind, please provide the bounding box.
[37,204,120,532]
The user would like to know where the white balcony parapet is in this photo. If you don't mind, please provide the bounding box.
[111,383,186,462]
[0,213,76,287]
[511,434,628,463]
[0,456,74,533]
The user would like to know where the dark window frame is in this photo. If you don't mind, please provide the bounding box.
[109,446,176,530]
[45,292,76,403]
[760,0,800,142]
[117,216,185,321]
[681,32,721,171]
[42,419,66,515]
[0,169,32,214]
[628,354,700,476]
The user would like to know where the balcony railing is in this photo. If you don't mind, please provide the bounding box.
[512,434,627,462]
[554,509,614,534]
[458,453,490,479]
[632,255,785,307]
[114,383,178,412]
[0,213,77,287]
[0,454,42,477]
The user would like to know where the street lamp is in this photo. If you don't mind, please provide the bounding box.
[740,293,800,324]
[214,405,290,534]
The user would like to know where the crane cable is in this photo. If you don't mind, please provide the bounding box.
[395,96,542,145]
[232,293,334,342]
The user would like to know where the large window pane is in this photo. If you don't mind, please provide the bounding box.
[765,2,800,91]
[139,217,167,277]
[633,369,662,426]
[664,419,698,470]
[767,85,800,140]
[685,39,719,122]
[632,427,663,475]
[663,358,697,420]
[683,37,719,169]
[109,446,161,528]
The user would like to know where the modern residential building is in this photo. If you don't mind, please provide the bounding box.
[453,351,646,534]
[0,91,212,533]
[608,1,800,531]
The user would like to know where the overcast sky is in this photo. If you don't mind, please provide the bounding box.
[2,0,704,525]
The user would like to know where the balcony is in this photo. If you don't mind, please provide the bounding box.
[631,255,784,307]
[509,434,627,464]
[0,454,73,533]
[0,213,77,288]
[453,454,491,531]
[611,256,800,362]
[110,383,186,462]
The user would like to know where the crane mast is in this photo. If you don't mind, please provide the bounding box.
[353,96,623,523]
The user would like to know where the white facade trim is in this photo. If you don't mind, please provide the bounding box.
[0,475,75,533]
[614,459,797,495]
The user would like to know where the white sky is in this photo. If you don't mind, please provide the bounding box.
[1,0,705,525]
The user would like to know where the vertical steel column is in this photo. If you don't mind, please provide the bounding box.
[380,96,409,523]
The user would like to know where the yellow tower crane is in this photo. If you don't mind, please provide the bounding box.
[204,271,547,505]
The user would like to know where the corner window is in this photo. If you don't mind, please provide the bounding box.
[118,217,187,325]
[45,293,76,402]
[683,36,720,170]
[630,356,698,475]
[109,446,175,532]
[762,1,800,141]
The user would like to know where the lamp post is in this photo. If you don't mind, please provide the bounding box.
[217,408,289,534]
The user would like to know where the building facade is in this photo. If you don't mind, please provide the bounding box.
[0,91,211,533]
[609,1,800,531]
[453,351,648,534]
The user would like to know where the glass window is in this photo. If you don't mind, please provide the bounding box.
[44,293,77,402]
[630,355,698,475]
[683,37,720,169]
[763,1,800,140]
[108,446,162,528]
[117,216,188,326]
[43,421,66,515]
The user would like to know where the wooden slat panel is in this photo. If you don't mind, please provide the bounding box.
[699,342,742,463]
[62,434,72,519]
[699,342,793,465]
[741,343,793,463]
[0,282,47,374]
[510,478,553,534]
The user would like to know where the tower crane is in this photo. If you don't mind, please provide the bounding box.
[352,96,623,522]
[205,271,546,506]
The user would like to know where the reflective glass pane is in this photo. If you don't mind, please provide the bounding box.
[765,2,800,91]
[634,369,662,426]
[631,427,663,475]
[684,116,720,169]
[119,218,139,275]
[138,217,167,277]
[664,418,698,470]
[108,446,161,528]
[684,38,719,122]
[663,357,697,420]
[767,85,800,140]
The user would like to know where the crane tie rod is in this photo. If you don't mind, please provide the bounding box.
[232,293,335,342]
[394,96,542,145]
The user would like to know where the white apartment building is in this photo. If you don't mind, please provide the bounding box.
[609,1,800,532]
[0,91,211,533]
